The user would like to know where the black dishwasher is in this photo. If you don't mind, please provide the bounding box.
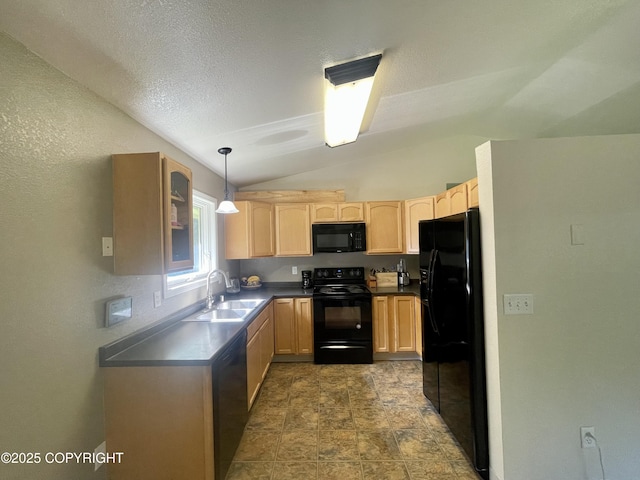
[212,330,248,480]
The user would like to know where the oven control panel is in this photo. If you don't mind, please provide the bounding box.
[313,267,364,283]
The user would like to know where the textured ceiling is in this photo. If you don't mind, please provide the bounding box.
[2,0,639,186]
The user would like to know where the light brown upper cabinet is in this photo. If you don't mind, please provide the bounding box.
[113,152,193,275]
[225,201,274,259]
[275,204,312,256]
[435,183,468,218]
[311,202,364,223]
[404,196,435,254]
[466,177,479,207]
[338,203,365,222]
[365,201,404,254]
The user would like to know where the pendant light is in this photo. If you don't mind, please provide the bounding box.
[215,147,239,214]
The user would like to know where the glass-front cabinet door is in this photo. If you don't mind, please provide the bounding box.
[163,156,193,272]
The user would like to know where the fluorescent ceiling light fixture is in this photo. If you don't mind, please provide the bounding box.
[215,147,239,214]
[324,54,382,148]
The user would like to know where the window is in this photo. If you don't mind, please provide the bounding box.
[164,190,218,298]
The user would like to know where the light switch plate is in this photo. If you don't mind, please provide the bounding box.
[570,224,585,245]
[153,291,162,308]
[105,297,132,327]
[504,294,534,315]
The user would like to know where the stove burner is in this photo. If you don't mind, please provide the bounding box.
[316,285,370,295]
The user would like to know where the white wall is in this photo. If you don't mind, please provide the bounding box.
[242,134,486,201]
[0,33,232,479]
[240,134,486,282]
[477,135,640,480]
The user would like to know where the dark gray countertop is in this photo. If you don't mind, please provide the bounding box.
[99,282,421,368]
[99,284,312,367]
[368,282,421,296]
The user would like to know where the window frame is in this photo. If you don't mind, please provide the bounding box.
[163,190,218,298]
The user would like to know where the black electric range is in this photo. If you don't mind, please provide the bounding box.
[312,267,373,364]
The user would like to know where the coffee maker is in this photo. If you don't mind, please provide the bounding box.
[301,270,313,289]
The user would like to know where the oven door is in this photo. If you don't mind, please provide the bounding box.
[313,295,372,343]
[313,294,373,364]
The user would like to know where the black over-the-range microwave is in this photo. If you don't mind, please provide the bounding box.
[312,222,366,253]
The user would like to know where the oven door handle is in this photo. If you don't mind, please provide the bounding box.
[313,295,372,302]
[319,345,368,350]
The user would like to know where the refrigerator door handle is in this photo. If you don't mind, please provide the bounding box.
[428,249,437,293]
[426,301,439,335]
[427,249,440,335]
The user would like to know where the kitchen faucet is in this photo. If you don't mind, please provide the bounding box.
[206,269,233,309]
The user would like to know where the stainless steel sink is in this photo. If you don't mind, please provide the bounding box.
[215,299,264,310]
[184,298,265,322]
[193,309,253,322]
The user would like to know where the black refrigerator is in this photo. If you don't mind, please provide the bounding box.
[419,208,489,479]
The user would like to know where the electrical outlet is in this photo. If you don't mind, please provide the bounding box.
[503,294,534,314]
[581,426,596,448]
[94,441,106,470]
[292,266,298,275]
[153,291,162,308]
[102,237,113,256]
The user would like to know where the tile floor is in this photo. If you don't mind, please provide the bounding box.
[226,361,481,480]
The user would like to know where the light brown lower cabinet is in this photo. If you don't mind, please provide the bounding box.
[247,334,261,406]
[104,366,214,480]
[246,302,274,409]
[373,296,390,352]
[260,313,275,378]
[104,307,276,480]
[373,295,417,353]
[273,297,313,354]
[415,296,423,358]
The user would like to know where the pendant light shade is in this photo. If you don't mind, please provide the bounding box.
[216,199,239,214]
[215,147,239,214]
